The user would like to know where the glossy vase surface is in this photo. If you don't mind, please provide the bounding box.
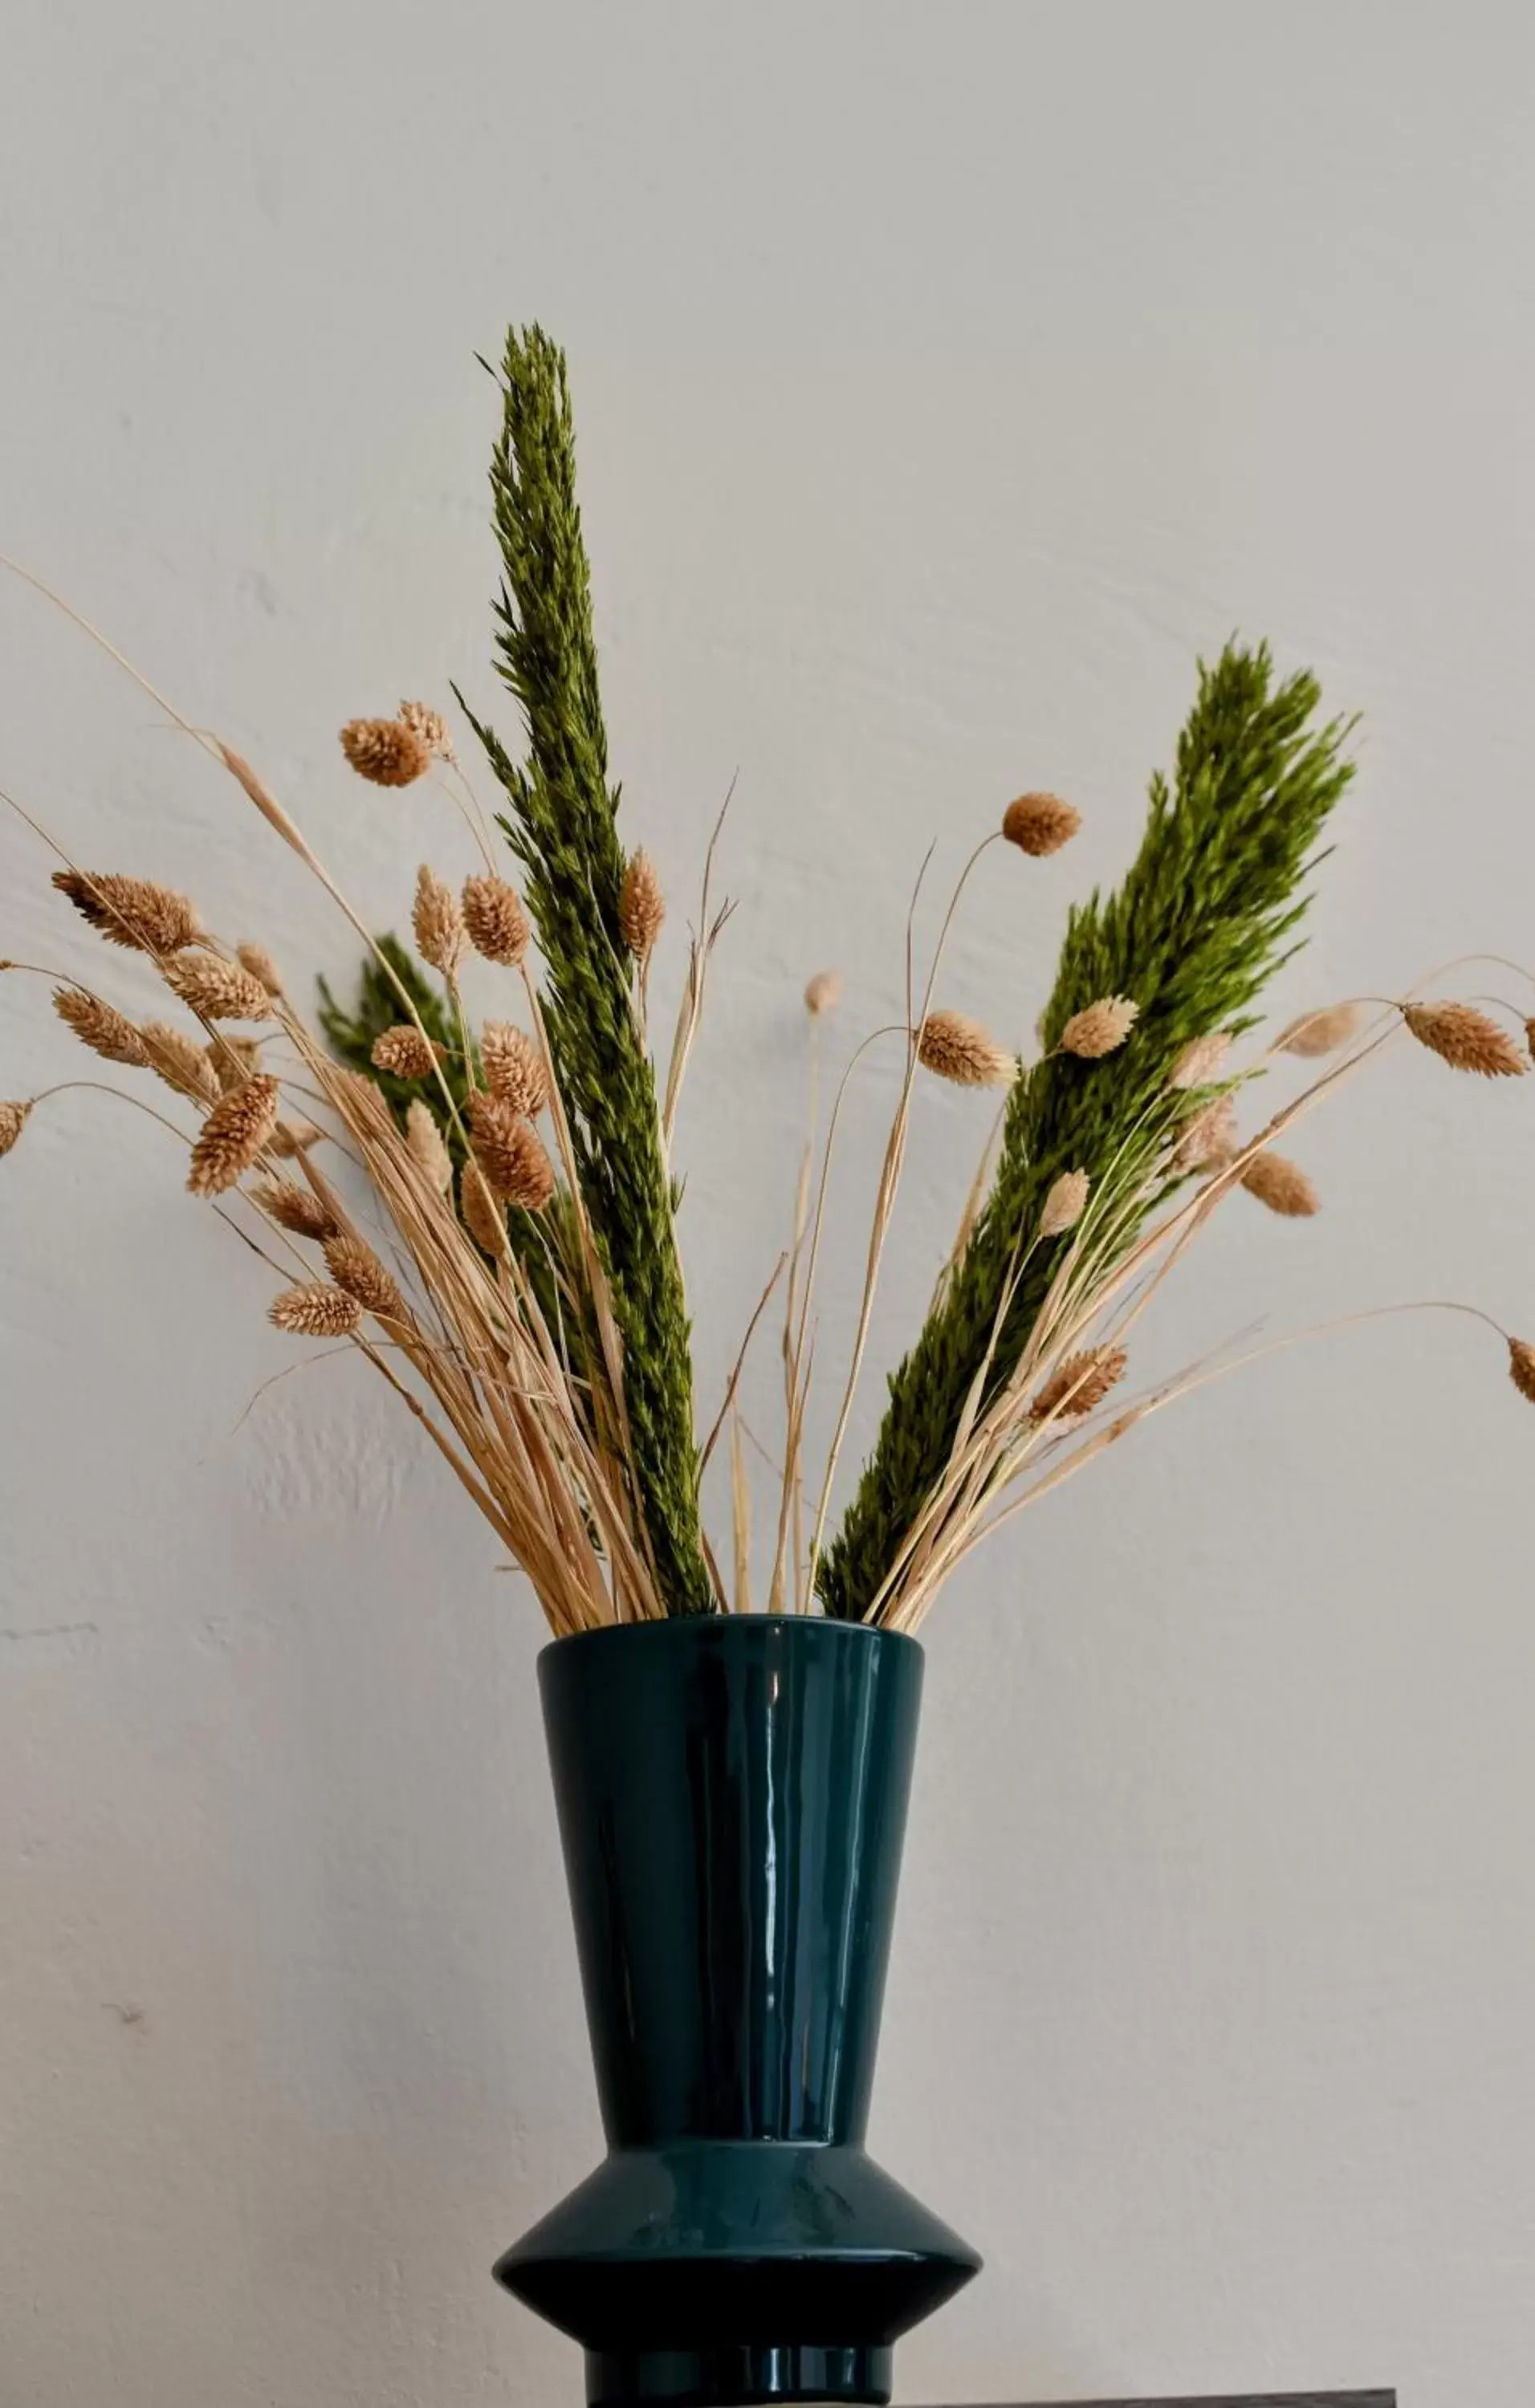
[495,1616,979,2408]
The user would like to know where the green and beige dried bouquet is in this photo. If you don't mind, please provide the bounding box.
[4,327,1532,1641]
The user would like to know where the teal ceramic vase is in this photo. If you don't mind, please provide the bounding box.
[495,1616,979,2408]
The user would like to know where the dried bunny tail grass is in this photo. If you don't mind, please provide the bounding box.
[207,1034,263,1092]
[1509,1339,1535,1404]
[1169,1031,1232,1088]
[618,848,666,962]
[323,1233,406,1321]
[413,864,466,976]
[466,1092,556,1208]
[482,1021,548,1116]
[1001,791,1081,856]
[1059,995,1139,1059]
[1172,1092,1238,1173]
[917,1009,1016,1088]
[1028,1345,1127,1423]
[397,700,455,762]
[0,1100,31,1157]
[51,869,200,954]
[269,1116,324,1159]
[1276,1002,1363,1058]
[163,954,274,1021]
[804,969,842,1015]
[1403,1000,1528,1078]
[461,873,529,966]
[340,717,432,787]
[236,942,283,996]
[371,1025,445,1080]
[405,1098,453,1194]
[187,1074,281,1196]
[250,1178,336,1239]
[1039,1167,1090,1237]
[459,1161,510,1259]
[140,1020,221,1104]
[1240,1148,1319,1217]
[52,986,150,1067]
[269,1283,362,1337]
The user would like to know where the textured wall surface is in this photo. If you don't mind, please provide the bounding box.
[2,6,1533,2404]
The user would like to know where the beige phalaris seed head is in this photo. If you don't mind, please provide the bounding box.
[250,1178,337,1240]
[917,1009,1016,1088]
[1059,995,1139,1060]
[405,1099,453,1195]
[1240,1148,1319,1217]
[51,868,200,955]
[0,1099,32,1158]
[370,1025,445,1081]
[187,1073,281,1196]
[51,986,151,1068]
[1038,1168,1090,1238]
[268,1282,363,1337]
[466,1092,556,1209]
[235,942,284,997]
[1402,1000,1528,1079]
[163,954,275,1022]
[618,849,666,963]
[459,1161,510,1259]
[323,1233,405,1321]
[1001,791,1081,857]
[1276,1002,1363,1059]
[804,970,842,1016]
[140,1021,222,1105]
[1509,1338,1535,1404]
[462,873,530,966]
[340,717,432,787]
[1169,1031,1232,1089]
[397,700,455,763]
[207,1034,264,1092]
[413,864,466,978]
[482,1022,549,1117]
[1028,1345,1127,1423]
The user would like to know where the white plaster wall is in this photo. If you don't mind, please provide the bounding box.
[2,4,1533,2402]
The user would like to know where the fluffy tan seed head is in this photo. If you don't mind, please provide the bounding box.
[1172,1093,1239,1173]
[1509,1338,1535,1404]
[1001,791,1081,857]
[269,1117,324,1159]
[618,849,666,963]
[461,872,530,966]
[917,1009,1016,1088]
[482,1022,548,1116]
[340,717,432,787]
[1169,1031,1232,1089]
[51,985,150,1068]
[236,942,283,996]
[459,1161,510,1259]
[1276,1002,1363,1058]
[269,1283,362,1337]
[250,1178,337,1239]
[371,1024,445,1080]
[163,954,274,1022]
[413,864,465,977]
[140,1020,222,1105]
[405,1099,453,1195]
[207,1034,264,1092]
[804,970,842,1016]
[1240,1149,1319,1217]
[1403,1000,1528,1078]
[1039,1168,1090,1238]
[51,869,200,954]
[397,699,454,762]
[1059,995,1139,1060]
[0,1100,31,1157]
[1028,1345,1128,1423]
[467,1092,556,1208]
[323,1233,405,1320]
[187,1074,281,1196]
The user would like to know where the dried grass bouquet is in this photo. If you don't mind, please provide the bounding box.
[4,325,1532,1637]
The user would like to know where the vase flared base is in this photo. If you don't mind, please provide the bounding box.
[584,2341,892,2408]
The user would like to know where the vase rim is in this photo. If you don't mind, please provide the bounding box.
[539,1613,922,1666]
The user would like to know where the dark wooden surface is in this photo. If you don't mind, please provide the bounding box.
[949,2393,1395,2407]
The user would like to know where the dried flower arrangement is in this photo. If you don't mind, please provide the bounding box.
[3,325,1532,1642]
